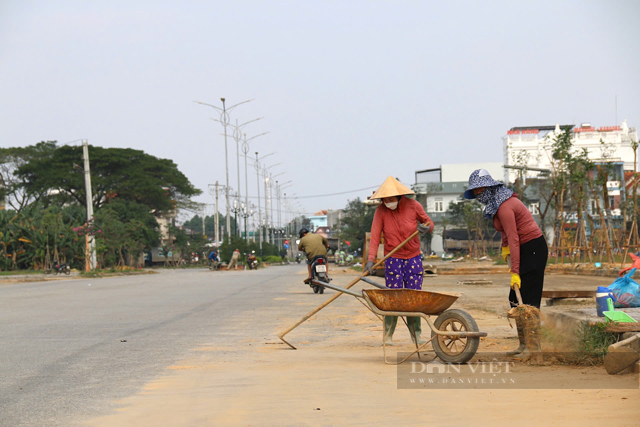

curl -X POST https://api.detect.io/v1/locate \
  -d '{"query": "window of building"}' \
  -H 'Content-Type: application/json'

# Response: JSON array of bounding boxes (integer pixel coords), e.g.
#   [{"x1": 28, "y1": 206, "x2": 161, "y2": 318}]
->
[
  {"x1": 609, "y1": 196, "x2": 615, "y2": 209},
  {"x1": 589, "y1": 199, "x2": 597, "y2": 215},
  {"x1": 434, "y1": 198, "x2": 444, "y2": 212},
  {"x1": 528, "y1": 203, "x2": 539, "y2": 215}
]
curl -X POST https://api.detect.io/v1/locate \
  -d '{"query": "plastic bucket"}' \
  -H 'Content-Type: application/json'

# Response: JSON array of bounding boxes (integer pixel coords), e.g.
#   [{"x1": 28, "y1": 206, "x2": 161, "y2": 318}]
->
[{"x1": 596, "y1": 287, "x2": 615, "y2": 317}]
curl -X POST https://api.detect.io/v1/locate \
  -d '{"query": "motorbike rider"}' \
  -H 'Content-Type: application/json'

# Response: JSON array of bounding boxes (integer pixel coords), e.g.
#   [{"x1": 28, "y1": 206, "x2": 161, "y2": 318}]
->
[
  {"x1": 298, "y1": 228, "x2": 329, "y2": 282},
  {"x1": 246, "y1": 250, "x2": 258, "y2": 269}
]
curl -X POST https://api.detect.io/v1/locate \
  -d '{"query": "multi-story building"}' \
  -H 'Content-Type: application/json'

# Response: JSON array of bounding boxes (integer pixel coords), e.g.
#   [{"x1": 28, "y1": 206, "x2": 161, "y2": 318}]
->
[
  {"x1": 504, "y1": 121, "x2": 638, "y2": 241},
  {"x1": 503, "y1": 120, "x2": 638, "y2": 184}
]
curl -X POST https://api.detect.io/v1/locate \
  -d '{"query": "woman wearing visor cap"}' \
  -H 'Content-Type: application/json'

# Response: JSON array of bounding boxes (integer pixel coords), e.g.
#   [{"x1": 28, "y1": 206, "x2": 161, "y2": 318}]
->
[
  {"x1": 365, "y1": 176, "x2": 434, "y2": 346},
  {"x1": 464, "y1": 169, "x2": 547, "y2": 356}
]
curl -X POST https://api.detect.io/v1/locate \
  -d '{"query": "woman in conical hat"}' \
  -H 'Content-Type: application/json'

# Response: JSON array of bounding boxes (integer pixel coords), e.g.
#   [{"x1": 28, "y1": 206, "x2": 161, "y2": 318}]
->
[
  {"x1": 365, "y1": 176, "x2": 434, "y2": 346},
  {"x1": 464, "y1": 168, "x2": 547, "y2": 357}
]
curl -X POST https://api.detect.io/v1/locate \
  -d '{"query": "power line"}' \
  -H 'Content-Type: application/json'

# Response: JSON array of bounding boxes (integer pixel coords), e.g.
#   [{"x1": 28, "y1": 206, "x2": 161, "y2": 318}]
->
[
  {"x1": 294, "y1": 185, "x2": 378, "y2": 199},
  {"x1": 229, "y1": 185, "x2": 378, "y2": 200}
]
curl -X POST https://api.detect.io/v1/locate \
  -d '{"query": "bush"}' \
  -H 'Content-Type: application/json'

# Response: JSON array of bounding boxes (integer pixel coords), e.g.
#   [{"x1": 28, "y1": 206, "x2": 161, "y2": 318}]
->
[{"x1": 218, "y1": 237, "x2": 282, "y2": 262}]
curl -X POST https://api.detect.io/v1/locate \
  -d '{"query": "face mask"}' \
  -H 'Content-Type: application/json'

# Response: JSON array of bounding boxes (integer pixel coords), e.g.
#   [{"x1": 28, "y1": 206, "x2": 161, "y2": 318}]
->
[
  {"x1": 384, "y1": 201, "x2": 398, "y2": 210},
  {"x1": 477, "y1": 189, "x2": 492, "y2": 204}
]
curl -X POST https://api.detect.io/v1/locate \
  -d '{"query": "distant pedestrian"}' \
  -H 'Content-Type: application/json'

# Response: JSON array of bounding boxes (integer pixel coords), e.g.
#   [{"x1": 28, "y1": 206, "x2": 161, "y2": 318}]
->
[{"x1": 227, "y1": 249, "x2": 240, "y2": 270}]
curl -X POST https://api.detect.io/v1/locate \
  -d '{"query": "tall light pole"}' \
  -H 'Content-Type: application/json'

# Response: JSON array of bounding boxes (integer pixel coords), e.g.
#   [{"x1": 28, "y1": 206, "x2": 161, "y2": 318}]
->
[
  {"x1": 269, "y1": 172, "x2": 286, "y2": 246},
  {"x1": 229, "y1": 117, "x2": 263, "y2": 237},
  {"x1": 231, "y1": 197, "x2": 242, "y2": 238},
  {"x1": 253, "y1": 152, "x2": 276, "y2": 255},
  {"x1": 240, "y1": 202, "x2": 253, "y2": 241},
  {"x1": 242, "y1": 131, "x2": 268, "y2": 243},
  {"x1": 278, "y1": 181, "x2": 292, "y2": 243},
  {"x1": 254, "y1": 152, "x2": 263, "y2": 258},
  {"x1": 195, "y1": 97, "x2": 253, "y2": 242},
  {"x1": 262, "y1": 163, "x2": 282, "y2": 245}
]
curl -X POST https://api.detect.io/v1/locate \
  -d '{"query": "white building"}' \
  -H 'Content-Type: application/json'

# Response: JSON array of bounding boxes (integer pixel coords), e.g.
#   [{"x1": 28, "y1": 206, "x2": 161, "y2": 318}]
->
[{"x1": 503, "y1": 120, "x2": 638, "y2": 183}]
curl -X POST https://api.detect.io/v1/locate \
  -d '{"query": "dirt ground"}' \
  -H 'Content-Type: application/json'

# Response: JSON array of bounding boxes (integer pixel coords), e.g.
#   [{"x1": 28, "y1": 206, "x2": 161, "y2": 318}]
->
[{"x1": 88, "y1": 269, "x2": 640, "y2": 426}]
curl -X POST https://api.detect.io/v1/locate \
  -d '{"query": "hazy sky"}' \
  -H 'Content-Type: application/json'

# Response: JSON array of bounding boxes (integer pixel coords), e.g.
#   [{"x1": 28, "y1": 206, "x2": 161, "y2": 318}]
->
[{"x1": 1, "y1": 0, "x2": 639, "y2": 225}]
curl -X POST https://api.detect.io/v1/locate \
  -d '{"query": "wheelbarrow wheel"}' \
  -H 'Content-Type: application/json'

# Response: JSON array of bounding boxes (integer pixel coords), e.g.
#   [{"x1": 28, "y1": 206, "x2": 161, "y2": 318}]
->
[{"x1": 431, "y1": 309, "x2": 480, "y2": 364}]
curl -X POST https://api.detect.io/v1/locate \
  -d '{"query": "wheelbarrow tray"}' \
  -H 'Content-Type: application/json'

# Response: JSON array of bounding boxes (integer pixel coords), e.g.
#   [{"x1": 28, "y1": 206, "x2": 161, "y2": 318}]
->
[{"x1": 363, "y1": 289, "x2": 462, "y2": 315}]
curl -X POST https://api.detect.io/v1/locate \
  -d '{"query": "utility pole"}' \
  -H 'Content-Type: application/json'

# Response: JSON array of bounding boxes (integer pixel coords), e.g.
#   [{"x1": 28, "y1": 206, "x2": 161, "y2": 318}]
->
[
  {"x1": 202, "y1": 205, "x2": 206, "y2": 236},
  {"x1": 255, "y1": 153, "x2": 263, "y2": 259},
  {"x1": 82, "y1": 140, "x2": 96, "y2": 270},
  {"x1": 264, "y1": 171, "x2": 270, "y2": 244},
  {"x1": 208, "y1": 182, "x2": 222, "y2": 246}
]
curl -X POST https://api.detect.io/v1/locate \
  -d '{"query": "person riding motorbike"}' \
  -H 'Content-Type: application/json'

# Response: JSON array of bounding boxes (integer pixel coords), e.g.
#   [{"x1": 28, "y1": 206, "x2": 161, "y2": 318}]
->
[
  {"x1": 298, "y1": 228, "x2": 329, "y2": 282},
  {"x1": 246, "y1": 251, "x2": 258, "y2": 269}
]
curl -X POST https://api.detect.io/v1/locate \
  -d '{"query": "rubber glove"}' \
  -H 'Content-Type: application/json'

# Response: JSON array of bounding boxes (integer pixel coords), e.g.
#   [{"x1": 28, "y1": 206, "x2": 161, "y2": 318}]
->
[
  {"x1": 365, "y1": 261, "x2": 374, "y2": 275},
  {"x1": 417, "y1": 222, "x2": 432, "y2": 234},
  {"x1": 501, "y1": 246, "x2": 510, "y2": 262},
  {"x1": 510, "y1": 273, "x2": 521, "y2": 289}
]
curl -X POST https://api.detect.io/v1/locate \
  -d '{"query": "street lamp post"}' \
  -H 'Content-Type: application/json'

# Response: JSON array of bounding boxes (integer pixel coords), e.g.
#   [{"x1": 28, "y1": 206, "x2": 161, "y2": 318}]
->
[
  {"x1": 195, "y1": 97, "x2": 253, "y2": 242},
  {"x1": 261, "y1": 163, "x2": 282, "y2": 245},
  {"x1": 241, "y1": 203, "x2": 253, "y2": 240},
  {"x1": 242, "y1": 132, "x2": 268, "y2": 243},
  {"x1": 231, "y1": 197, "x2": 242, "y2": 238},
  {"x1": 254, "y1": 152, "x2": 263, "y2": 259},
  {"x1": 230, "y1": 117, "x2": 263, "y2": 236},
  {"x1": 278, "y1": 181, "x2": 292, "y2": 249}
]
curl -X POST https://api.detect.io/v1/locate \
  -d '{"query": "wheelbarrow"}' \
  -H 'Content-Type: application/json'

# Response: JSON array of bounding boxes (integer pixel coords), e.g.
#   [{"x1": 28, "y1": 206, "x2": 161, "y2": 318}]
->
[{"x1": 310, "y1": 278, "x2": 487, "y2": 365}]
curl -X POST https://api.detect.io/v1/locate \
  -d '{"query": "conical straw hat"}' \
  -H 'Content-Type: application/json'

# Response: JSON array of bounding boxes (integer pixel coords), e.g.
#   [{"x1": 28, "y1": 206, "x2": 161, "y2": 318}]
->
[{"x1": 370, "y1": 176, "x2": 415, "y2": 199}]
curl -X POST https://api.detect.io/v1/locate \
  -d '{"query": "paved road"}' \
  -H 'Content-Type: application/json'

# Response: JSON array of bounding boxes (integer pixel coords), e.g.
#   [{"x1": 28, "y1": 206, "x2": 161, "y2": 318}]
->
[{"x1": 0, "y1": 266, "x2": 302, "y2": 426}]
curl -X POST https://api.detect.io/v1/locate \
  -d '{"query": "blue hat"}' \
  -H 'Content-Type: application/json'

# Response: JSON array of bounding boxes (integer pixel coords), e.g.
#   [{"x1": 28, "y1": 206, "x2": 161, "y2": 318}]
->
[{"x1": 463, "y1": 169, "x2": 503, "y2": 199}]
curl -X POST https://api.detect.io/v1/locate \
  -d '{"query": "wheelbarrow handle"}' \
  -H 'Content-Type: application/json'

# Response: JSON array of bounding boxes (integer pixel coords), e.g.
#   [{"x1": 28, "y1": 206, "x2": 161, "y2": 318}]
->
[
  {"x1": 359, "y1": 276, "x2": 387, "y2": 290},
  {"x1": 310, "y1": 279, "x2": 362, "y2": 297},
  {"x1": 278, "y1": 230, "x2": 420, "y2": 349}
]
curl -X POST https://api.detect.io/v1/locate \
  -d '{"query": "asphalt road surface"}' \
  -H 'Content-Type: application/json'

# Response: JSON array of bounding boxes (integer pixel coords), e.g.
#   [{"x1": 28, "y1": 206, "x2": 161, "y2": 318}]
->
[{"x1": 0, "y1": 265, "x2": 299, "y2": 426}]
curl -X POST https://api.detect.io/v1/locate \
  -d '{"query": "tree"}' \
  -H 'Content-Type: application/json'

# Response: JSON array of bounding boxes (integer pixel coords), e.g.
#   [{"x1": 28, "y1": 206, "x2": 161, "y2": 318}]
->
[
  {"x1": 338, "y1": 198, "x2": 376, "y2": 252},
  {"x1": 182, "y1": 213, "x2": 237, "y2": 240},
  {"x1": 448, "y1": 200, "x2": 492, "y2": 256},
  {"x1": 0, "y1": 141, "x2": 58, "y2": 211},
  {"x1": 15, "y1": 142, "x2": 201, "y2": 214}
]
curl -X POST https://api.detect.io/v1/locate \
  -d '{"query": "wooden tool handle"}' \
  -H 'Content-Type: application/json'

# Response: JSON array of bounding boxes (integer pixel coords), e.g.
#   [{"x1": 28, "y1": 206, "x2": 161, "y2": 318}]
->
[
  {"x1": 514, "y1": 285, "x2": 524, "y2": 305},
  {"x1": 608, "y1": 332, "x2": 640, "y2": 351}
]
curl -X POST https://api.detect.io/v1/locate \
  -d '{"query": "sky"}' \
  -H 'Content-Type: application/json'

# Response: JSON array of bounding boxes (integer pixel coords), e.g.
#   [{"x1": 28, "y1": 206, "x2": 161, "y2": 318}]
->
[{"x1": 1, "y1": 0, "x2": 639, "y2": 227}]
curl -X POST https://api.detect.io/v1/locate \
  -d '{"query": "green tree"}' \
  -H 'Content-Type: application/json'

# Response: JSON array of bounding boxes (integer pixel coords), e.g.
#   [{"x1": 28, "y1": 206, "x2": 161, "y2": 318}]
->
[
  {"x1": 0, "y1": 141, "x2": 58, "y2": 211},
  {"x1": 338, "y1": 198, "x2": 376, "y2": 252},
  {"x1": 182, "y1": 213, "x2": 236, "y2": 240},
  {"x1": 15, "y1": 142, "x2": 201, "y2": 213},
  {"x1": 448, "y1": 200, "x2": 492, "y2": 256}
]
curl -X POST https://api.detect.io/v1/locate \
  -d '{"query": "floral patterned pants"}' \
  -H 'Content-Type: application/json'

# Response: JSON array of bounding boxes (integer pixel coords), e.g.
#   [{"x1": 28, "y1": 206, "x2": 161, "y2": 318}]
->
[{"x1": 384, "y1": 255, "x2": 423, "y2": 289}]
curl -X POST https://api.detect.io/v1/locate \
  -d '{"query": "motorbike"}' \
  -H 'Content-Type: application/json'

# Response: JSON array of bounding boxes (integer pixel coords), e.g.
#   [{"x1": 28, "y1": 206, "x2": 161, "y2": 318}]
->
[
  {"x1": 296, "y1": 253, "x2": 302, "y2": 264},
  {"x1": 52, "y1": 260, "x2": 71, "y2": 275},
  {"x1": 308, "y1": 255, "x2": 330, "y2": 294},
  {"x1": 247, "y1": 252, "x2": 258, "y2": 270}
]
